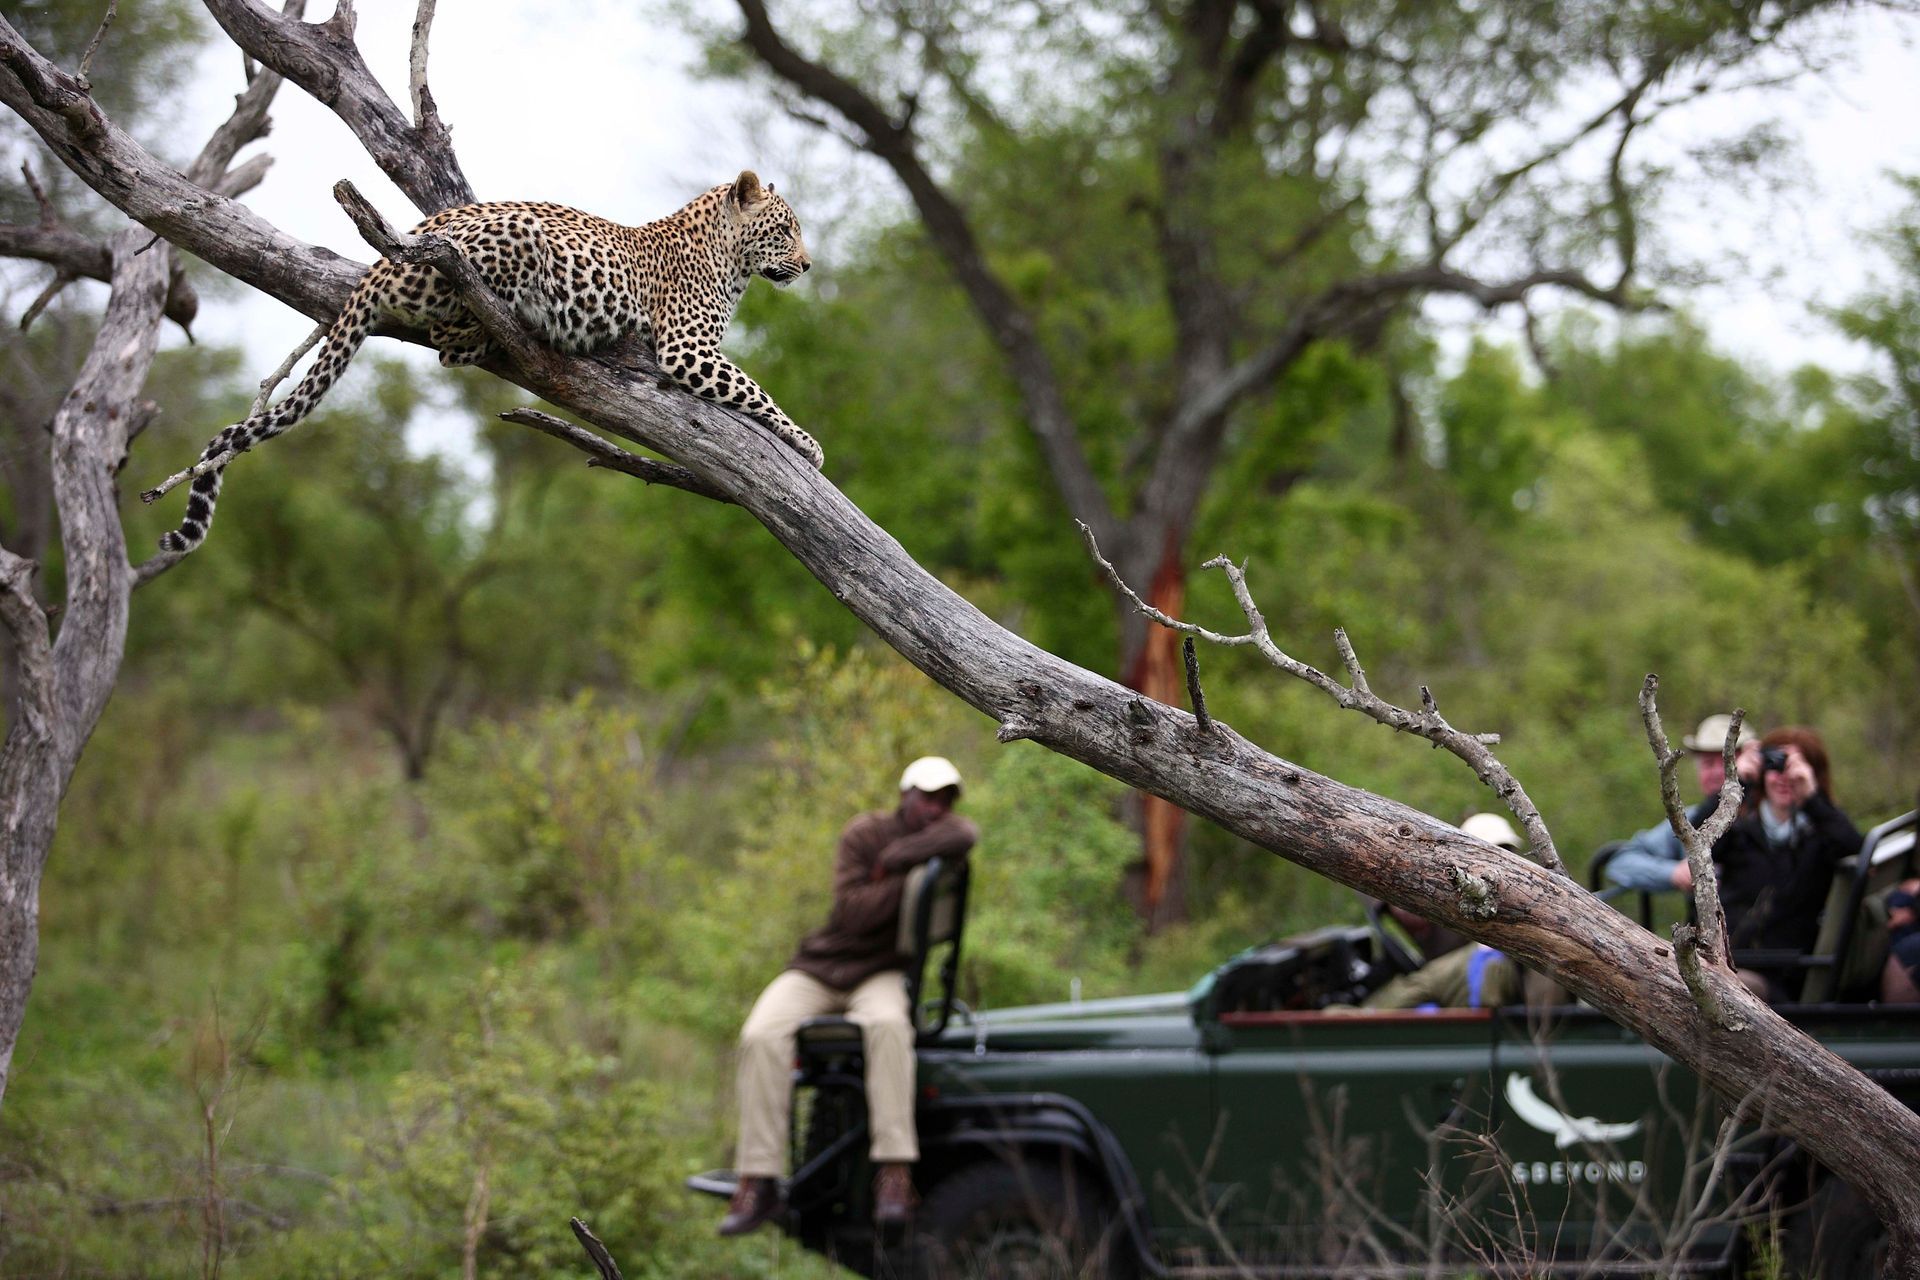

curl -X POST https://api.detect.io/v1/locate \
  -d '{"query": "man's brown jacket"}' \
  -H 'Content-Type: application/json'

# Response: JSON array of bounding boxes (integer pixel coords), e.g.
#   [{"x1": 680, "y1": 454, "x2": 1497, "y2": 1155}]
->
[{"x1": 788, "y1": 807, "x2": 978, "y2": 992}]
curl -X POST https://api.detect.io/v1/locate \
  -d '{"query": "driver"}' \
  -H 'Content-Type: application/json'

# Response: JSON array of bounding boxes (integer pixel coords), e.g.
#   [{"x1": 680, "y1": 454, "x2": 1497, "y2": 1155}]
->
[{"x1": 718, "y1": 757, "x2": 978, "y2": 1237}]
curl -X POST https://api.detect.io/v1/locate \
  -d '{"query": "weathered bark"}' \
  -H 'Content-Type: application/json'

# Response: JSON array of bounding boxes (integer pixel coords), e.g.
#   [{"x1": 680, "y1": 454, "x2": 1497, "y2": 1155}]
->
[
  {"x1": 0, "y1": 226, "x2": 165, "y2": 1103},
  {"x1": 0, "y1": 13, "x2": 285, "y2": 1109},
  {"x1": 4, "y1": 14, "x2": 1919, "y2": 1269}
]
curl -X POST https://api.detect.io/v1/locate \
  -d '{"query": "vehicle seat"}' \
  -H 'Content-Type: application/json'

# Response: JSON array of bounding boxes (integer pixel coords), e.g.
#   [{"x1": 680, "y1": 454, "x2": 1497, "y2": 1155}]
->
[
  {"x1": 795, "y1": 857, "x2": 971, "y2": 1052},
  {"x1": 1798, "y1": 813, "x2": 1916, "y2": 1002}
]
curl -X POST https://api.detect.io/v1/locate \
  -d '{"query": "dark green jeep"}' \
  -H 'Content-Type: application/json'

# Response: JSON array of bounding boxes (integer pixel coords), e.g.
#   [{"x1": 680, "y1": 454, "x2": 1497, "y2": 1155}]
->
[{"x1": 692, "y1": 810, "x2": 1919, "y2": 1278}]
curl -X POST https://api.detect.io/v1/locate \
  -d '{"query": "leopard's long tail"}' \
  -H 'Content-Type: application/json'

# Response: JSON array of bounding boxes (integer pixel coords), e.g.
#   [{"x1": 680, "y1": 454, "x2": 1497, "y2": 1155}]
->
[{"x1": 145, "y1": 274, "x2": 384, "y2": 554}]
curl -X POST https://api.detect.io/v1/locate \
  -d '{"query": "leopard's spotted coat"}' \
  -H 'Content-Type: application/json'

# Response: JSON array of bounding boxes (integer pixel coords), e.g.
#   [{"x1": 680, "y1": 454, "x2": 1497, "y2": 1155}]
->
[{"x1": 148, "y1": 170, "x2": 818, "y2": 553}]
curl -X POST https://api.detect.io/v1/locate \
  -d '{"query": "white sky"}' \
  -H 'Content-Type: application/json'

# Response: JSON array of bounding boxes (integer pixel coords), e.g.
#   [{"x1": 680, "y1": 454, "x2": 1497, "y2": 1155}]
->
[{"x1": 155, "y1": 1, "x2": 1920, "y2": 452}]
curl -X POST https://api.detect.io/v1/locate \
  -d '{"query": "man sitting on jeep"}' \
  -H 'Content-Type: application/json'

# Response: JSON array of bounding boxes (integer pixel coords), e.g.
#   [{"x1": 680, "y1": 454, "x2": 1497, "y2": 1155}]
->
[{"x1": 718, "y1": 756, "x2": 979, "y2": 1238}]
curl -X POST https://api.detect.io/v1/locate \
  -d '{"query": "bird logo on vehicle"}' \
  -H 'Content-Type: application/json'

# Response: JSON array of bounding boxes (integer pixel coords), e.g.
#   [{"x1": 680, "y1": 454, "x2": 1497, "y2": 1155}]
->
[{"x1": 1504, "y1": 1073, "x2": 1643, "y2": 1149}]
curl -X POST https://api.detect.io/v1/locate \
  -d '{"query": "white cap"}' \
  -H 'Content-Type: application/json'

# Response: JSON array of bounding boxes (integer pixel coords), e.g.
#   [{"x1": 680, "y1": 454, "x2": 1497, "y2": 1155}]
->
[
  {"x1": 899, "y1": 756, "x2": 963, "y2": 795},
  {"x1": 1460, "y1": 812, "x2": 1523, "y2": 851},
  {"x1": 1682, "y1": 713, "x2": 1754, "y2": 753}
]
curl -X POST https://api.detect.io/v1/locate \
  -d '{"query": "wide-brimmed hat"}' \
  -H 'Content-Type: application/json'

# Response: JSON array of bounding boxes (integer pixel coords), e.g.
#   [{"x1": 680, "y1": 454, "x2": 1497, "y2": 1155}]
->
[
  {"x1": 1459, "y1": 817, "x2": 1520, "y2": 855},
  {"x1": 1682, "y1": 714, "x2": 1755, "y2": 754},
  {"x1": 1460, "y1": 812, "x2": 1523, "y2": 851},
  {"x1": 899, "y1": 756, "x2": 963, "y2": 795}
]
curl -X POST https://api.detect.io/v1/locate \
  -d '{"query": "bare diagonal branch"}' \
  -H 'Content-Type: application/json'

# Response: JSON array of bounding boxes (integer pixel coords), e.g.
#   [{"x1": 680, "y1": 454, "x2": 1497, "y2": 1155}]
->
[
  {"x1": 199, "y1": 0, "x2": 473, "y2": 213},
  {"x1": 499, "y1": 409, "x2": 729, "y2": 504}
]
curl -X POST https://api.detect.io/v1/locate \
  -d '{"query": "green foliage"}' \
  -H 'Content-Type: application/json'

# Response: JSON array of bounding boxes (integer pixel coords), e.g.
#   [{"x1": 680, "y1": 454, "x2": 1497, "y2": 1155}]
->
[
  {"x1": 419, "y1": 693, "x2": 680, "y2": 943},
  {"x1": 257, "y1": 961, "x2": 683, "y2": 1279},
  {"x1": 957, "y1": 745, "x2": 1140, "y2": 1006}
]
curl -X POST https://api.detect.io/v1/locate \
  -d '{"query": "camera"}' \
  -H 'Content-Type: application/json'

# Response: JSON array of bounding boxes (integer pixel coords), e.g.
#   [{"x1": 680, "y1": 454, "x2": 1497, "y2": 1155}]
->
[{"x1": 1759, "y1": 746, "x2": 1790, "y2": 774}]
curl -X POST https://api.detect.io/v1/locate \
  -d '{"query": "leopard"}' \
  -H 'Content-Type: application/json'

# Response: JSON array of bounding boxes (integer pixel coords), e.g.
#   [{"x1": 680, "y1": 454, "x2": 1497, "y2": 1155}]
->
[{"x1": 144, "y1": 169, "x2": 821, "y2": 554}]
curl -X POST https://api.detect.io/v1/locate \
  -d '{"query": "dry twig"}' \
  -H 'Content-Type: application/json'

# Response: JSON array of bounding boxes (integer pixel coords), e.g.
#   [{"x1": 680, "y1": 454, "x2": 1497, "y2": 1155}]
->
[
  {"x1": 74, "y1": 0, "x2": 116, "y2": 90},
  {"x1": 408, "y1": 0, "x2": 440, "y2": 131},
  {"x1": 1637, "y1": 677, "x2": 1753, "y2": 1032},
  {"x1": 499, "y1": 409, "x2": 728, "y2": 503},
  {"x1": 570, "y1": 1218, "x2": 625, "y2": 1280},
  {"x1": 1080, "y1": 521, "x2": 1566, "y2": 876}
]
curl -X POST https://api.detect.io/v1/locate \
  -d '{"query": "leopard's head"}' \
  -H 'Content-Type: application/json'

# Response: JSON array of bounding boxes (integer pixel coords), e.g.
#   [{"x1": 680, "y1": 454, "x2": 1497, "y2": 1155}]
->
[{"x1": 729, "y1": 170, "x2": 811, "y2": 287}]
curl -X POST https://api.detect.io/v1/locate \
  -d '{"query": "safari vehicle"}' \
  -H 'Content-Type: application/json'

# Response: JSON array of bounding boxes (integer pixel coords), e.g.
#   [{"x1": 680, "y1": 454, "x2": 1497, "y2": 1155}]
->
[{"x1": 690, "y1": 812, "x2": 1920, "y2": 1278}]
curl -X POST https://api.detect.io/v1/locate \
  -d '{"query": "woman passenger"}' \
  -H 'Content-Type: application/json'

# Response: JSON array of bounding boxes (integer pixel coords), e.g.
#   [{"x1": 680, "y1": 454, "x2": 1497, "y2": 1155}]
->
[{"x1": 1712, "y1": 726, "x2": 1863, "y2": 1002}]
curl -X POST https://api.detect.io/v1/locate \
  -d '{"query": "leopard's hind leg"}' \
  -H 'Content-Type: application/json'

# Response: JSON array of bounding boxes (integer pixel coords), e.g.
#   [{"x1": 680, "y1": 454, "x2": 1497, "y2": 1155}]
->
[{"x1": 429, "y1": 316, "x2": 492, "y2": 367}]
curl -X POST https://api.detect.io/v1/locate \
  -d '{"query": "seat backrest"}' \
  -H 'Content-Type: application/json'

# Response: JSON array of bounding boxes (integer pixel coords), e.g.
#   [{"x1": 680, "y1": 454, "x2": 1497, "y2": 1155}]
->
[
  {"x1": 1585, "y1": 840, "x2": 1656, "y2": 928},
  {"x1": 898, "y1": 856, "x2": 970, "y2": 1038},
  {"x1": 1799, "y1": 811, "x2": 1917, "y2": 1003}
]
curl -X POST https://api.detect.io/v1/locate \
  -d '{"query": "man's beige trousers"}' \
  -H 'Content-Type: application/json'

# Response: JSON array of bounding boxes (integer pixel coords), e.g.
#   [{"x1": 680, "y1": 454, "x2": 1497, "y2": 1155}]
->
[{"x1": 735, "y1": 968, "x2": 917, "y2": 1177}]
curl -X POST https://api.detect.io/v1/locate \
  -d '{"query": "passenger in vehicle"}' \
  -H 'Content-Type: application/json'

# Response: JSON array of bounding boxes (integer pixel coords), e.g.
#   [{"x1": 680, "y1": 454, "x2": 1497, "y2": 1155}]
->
[
  {"x1": 1712, "y1": 727, "x2": 1863, "y2": 1002},
  {"x1": 1883, "y1": 880, "x2": 1920, "y2": 1004},
  {"x1": 1374, "y1": 900, "x2": 1468, "y2": 964},
  {"x1": 1363, "y1": 814, "x2": 1526, "y2": 1011},
  {"x1": 719, "y1": 756, "x2": 978, "y2": 1237},
  {"x1": 1364, "y1": 941, "x2": 1523, "y2": 1011},
  {"x1": 1605, "y1": 713, "x2": 1754, "y2": 895}
]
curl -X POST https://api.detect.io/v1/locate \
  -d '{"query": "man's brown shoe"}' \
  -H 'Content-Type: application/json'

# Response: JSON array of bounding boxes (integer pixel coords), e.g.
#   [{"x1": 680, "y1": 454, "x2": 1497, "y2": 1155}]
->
[
  {"x1": 873, "y1": 1161, "x2": 917, "y2": 1228},
  {"x1": 717, "y1": 1176, "x2": 783, "y2": 1236}
]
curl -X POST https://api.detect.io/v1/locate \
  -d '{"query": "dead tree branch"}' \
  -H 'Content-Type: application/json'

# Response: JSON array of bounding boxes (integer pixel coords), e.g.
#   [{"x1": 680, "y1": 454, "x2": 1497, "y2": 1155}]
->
[
  {"x1": 570, "y1": 1218, "x2": 624, "y2": 1280},
  {"x1": 1079, "y1": 520, "x2": 1565, "y2": 876},
  {"x1": 199, "y1": 0, "x2": 472, "y2": 214},
  {"x1": 1639, "y1": 678, "x2": 1751, "y2": 1031},
  {"x1": 0, "y1": 15, "x2": 366, "y2": 326},
  {"x1": 73, "y1": 1, "x2": 116, "y2": 91},
  {"x1": 407, "y1": 0, "x2": 445, "y2": 143},
  {"x1": 1181, "y1": 636, "x2": 1211, "y2": 734},
  {"x1": 0, "y1": 176, "x2": 198, "y2": 333},
  {"x1": 1639, "y1": 677, "x2": 1743, "y2": 962},
  {"x1": 498, "y1": 409, "x2": 729, "y2": 504}
]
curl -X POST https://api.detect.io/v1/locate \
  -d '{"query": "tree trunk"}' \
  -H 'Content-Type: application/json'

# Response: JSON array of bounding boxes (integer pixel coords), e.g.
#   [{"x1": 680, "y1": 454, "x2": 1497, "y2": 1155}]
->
[
  {"x1": 0, "y1": 228, "x2": 164, "y2": 1104},
  {"x1": 1121, "y1": 535, "x2": 1190, "y2": 928}
]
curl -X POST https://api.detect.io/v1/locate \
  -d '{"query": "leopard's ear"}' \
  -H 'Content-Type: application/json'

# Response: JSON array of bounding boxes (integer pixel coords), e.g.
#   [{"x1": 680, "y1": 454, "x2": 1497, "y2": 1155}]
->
[{"x1": 730, "y1": 170, "x2": 766, "y2": 208}]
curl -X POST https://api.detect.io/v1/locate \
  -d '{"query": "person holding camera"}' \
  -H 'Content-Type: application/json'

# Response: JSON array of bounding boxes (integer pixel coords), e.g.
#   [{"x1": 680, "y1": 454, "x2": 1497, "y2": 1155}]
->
[
  {"x1": 1605, "y1": 713, "x2": 1754, "y2": 894},
  {"x1": 1711, "y1": 726, "x2": 1862, "y2": 1001}
]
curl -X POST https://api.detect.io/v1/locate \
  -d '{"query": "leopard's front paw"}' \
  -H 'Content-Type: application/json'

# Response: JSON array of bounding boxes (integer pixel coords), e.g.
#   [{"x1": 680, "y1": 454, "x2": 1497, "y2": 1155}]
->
[{"x1": 780, "y1": 426, "x2": 825, "y2": 470}]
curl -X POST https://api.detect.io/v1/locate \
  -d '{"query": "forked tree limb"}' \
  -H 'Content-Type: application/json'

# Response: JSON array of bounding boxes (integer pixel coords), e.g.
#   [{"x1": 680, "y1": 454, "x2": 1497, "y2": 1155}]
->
[
  {"x1": 198, "y1": 0, "x2": 472, "y2": 214},
  {"x1": 1639, "y1": 679, "x2": 1744, "y2": 960}
]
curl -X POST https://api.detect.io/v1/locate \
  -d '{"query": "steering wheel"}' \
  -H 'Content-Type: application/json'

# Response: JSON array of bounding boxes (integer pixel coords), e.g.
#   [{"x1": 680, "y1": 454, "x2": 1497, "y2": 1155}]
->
[{"x1": 1363, "y1": 895, "x2": 1424, "y2": 977}]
